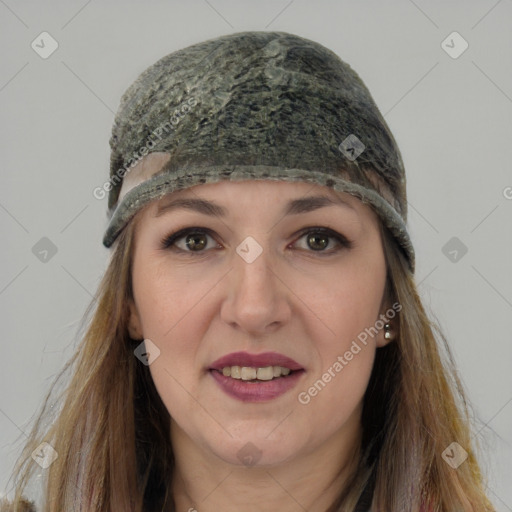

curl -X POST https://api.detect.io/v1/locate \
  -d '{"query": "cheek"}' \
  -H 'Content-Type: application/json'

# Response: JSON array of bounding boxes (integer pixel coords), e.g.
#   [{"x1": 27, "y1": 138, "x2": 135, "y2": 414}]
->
[
  {"x1": 131, "y1": 257, "x2": 222, "y2": 413},
  {"x1": 132, "y1": 253, "x2": 221, "y2": 340},
  {"x1": 296, "y1": 346, "x2": 376, "y2": 440},
  {"x1": 303, "y1": 257, "x2": 385, "y2": 349},
  {"x1": 297, "y1": 280, "x2": 379, "y2": 430},
  {"x1": 294, "y1": 258, "x2": 384, "y2": 426}
]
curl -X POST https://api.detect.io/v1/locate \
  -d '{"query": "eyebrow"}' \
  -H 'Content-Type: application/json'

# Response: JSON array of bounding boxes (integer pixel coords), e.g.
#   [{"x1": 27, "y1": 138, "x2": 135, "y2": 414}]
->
[{"x1": 155, "y1": 194, "x2": 357, "y2": 219}]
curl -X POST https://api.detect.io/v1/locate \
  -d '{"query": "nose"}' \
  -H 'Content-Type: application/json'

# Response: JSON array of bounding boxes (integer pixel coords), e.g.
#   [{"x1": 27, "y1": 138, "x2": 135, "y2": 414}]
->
[{"x1": 220, "y1": 237, "x2": 292, "y2": 337}]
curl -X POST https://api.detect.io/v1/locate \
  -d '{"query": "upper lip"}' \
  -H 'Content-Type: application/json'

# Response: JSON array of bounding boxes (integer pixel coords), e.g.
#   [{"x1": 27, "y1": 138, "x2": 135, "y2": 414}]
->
[{"x1": 209, "y1": 351, "x2": 304, "y2": 371}]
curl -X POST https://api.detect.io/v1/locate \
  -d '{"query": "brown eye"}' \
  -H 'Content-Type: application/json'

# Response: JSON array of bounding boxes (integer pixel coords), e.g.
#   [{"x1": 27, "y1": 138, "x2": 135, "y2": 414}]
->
[
  {"x1": 294, "y1": 228, "x2": 353, "y2": 254},
  {"x1": 160, "y1": 226, "x2": 353, "y2": 255},
  {"x1": 160, "y1": 228, "x2": 217, "y2": 252},
  {"x1": 306, "y1": 232, "x2": 330, "y2": 251},
  {"x1": 183, "y1": 232, "x2": 208, "y2": 251}
]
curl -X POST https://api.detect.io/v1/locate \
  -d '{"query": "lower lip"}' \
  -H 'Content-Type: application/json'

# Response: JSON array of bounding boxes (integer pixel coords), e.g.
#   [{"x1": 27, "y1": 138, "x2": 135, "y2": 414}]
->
[{"x1": 209, "y1": 369, "x2": 305, "y2": 402}]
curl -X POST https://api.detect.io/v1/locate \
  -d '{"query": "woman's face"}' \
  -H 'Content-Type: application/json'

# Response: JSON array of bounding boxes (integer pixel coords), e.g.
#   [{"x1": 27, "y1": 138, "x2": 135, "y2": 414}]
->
[{"x1": 128, "y1": 180, "x2": 391, "y2": 468}]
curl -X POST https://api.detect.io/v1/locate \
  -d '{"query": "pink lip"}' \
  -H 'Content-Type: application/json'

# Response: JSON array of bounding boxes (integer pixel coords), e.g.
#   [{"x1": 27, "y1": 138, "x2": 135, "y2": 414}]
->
[
  {"x1": 209, "y1": 351, "x2": 303, "y2": 371},
  {"x1": 208, "y1": 351, "x2": 305, "y2": 403},
  {"x1": 209, "y1": 368, "x2": 305, "y2": 402}
]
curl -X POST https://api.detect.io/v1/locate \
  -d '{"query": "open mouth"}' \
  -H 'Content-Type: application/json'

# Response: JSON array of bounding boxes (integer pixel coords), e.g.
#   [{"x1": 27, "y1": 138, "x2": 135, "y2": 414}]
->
[
  {"x1": 208, "y1": 351, "x2": 305, "y2": 401},
  {"x1": 212, "y1": 366, "x2": 303, "y2": 382}
]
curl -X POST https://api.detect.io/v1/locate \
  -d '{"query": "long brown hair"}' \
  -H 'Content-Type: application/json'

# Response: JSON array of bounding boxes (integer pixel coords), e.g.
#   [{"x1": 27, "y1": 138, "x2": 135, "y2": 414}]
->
[{"x1": 1, "y1": 197, "x2": 495, "y2": 511}]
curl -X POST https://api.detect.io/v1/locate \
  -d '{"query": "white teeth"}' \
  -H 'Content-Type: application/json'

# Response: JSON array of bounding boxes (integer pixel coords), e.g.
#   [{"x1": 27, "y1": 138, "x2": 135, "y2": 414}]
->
[
  {"x1": 219, "y1": 365, "x2": 294, "y2": 381},
  {"x1": 256, "y1": 367, "x2": 274, "y2": 381},
  {"x1": 241, "y1": 367, "x2": 257, "y2": 380}
]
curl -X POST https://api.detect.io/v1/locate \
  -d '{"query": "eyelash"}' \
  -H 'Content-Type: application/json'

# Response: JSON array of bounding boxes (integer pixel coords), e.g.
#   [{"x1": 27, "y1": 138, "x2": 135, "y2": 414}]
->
[{"x1": 159, "y1": 226, "x2": 353, "y2": 256}]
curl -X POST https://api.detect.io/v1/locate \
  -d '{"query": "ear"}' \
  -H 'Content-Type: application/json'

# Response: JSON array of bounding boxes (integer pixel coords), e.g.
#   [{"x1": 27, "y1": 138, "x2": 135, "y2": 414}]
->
[{"x1": 128, "y1": 299, "x2": 143, "y2": 340}]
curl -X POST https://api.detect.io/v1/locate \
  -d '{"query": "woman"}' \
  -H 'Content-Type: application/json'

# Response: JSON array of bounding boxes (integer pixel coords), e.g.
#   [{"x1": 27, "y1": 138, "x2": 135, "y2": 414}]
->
[{"x1": 1, "y1": 31, "x2": 494, "y2": 511}]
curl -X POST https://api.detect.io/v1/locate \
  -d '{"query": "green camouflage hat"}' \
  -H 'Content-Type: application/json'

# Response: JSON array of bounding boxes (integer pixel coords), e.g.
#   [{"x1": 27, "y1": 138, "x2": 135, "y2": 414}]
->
[{"x1": 102, "y1": 30, "x2": 415, "y2": 273}]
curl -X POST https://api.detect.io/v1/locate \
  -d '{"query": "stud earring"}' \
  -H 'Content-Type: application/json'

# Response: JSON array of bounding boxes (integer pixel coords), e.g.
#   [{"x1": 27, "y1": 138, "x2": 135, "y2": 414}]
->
[{"x1": 384, "y1": 323, "x2": 393, "y2": 340}]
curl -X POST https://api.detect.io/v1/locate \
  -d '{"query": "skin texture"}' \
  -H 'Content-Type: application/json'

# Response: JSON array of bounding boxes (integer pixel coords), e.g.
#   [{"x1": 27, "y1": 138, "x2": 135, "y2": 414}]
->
[{"x1": 128, "y1": 180, "x2": 393, "y2": 511}]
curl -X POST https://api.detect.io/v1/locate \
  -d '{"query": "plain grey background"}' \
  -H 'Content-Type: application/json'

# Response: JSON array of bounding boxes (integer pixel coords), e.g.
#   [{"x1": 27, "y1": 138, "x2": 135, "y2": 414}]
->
[{"x1": 1, "y1": 0, "x2": 511, "y2": 509}]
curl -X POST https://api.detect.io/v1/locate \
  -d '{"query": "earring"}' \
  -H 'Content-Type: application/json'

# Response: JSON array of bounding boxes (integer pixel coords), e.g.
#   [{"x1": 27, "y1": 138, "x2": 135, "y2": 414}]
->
[{"x1": 384, "y1": 323, "x2": 393, "y2": 340}]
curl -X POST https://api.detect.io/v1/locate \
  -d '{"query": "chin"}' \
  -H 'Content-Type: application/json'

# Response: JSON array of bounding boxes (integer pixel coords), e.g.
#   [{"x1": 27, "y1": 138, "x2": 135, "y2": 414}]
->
[{"x1": 206, "y1": 432, "x2": 304, "y2": 468}]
